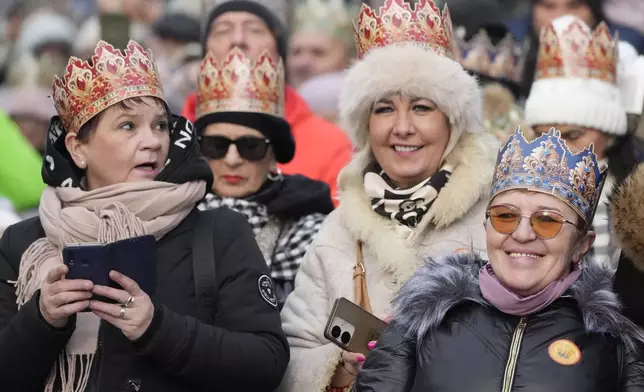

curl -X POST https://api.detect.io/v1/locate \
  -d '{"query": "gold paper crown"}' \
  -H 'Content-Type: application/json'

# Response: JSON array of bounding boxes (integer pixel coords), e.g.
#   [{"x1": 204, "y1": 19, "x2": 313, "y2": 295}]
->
[
  {"x1": 455, "y1": 30, "x2": 527, "y2": 84},
  {"x1": 196, "y1": 48, "x2": 285, "y2": 120},
  {"x1": 535, "y1": 17, "x2": 619, "y2": 84},
  {"x1": 294, "y1": 0, "x2": 361, "y2": 48},
  {"x1": 354, "y1": 0, "x2": 456, "y2": 59},
  {"x1": 52, "y1": 40, "x2": 165, "y2": 134}
]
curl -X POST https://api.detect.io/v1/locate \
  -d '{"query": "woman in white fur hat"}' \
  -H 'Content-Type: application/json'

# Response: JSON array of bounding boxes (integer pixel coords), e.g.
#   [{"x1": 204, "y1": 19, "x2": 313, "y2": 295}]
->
[
  {"x1": 525, "y1": 14, "x2": 644, "y2": 270},
  {"x1": 278, "y1": 1, "x2": 499, "y2": 391}
]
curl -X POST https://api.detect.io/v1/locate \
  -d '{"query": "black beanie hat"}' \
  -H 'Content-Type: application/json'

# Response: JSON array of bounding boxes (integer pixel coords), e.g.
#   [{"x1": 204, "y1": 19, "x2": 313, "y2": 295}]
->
[
  {"x1": 154, "y1": 13, "x2": 201, "y2": 43},
  {"x1": 201, "y1": 1, "x2": 288, "y2": 64}
]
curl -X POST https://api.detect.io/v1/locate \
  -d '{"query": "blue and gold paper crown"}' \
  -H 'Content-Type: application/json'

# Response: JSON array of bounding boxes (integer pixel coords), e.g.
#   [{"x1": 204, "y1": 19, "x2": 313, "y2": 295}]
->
[{"x1": 491, "y1": 127, "x2": 607, "y2": 224}]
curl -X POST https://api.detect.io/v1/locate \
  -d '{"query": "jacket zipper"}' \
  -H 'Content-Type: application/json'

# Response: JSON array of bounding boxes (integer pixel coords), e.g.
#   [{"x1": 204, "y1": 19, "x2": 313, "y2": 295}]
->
[
  {"x1": 501, "y1": 317, "x2": 527, "y2": 392},
  {"x1": 89, "y1": 321, "x2": 105, "y2": 392}
]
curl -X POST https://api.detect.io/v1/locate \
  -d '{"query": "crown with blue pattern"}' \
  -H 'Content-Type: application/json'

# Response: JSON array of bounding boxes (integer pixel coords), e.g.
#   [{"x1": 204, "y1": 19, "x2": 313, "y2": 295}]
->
[{"x1": 490, "y1": 127, "x2": 607, "y2": 224}]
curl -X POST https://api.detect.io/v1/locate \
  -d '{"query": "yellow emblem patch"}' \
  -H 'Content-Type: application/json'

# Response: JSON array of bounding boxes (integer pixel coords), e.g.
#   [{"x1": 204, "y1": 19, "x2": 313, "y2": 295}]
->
[{"x1": 548, "y1": 339, "x2": 581, "y2": 366}]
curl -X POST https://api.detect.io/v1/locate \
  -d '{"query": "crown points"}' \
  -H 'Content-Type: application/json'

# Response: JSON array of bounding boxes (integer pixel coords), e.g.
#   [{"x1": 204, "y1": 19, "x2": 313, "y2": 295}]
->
[
  {"x1": 536, "y1": 16, "x2": 618, "y2": 83},
  {"x1": 51, "y1": 39, "x2": 164, "y2": 134},
  {"x1": 196, "y1": 48, "x2": 285, "y2": 120},
  {"x1": 354, "y1": 0, "x2": 455, "y2": 59},
  {"x1": 491, "y1": 127, "x2": 607, "y2": 224}
]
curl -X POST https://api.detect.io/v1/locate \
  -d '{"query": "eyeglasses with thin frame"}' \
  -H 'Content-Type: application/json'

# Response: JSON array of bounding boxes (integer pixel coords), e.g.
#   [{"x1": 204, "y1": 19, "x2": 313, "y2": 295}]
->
[
  {"x1": 198, "y1": 135, "x2": 271, "y2": 162},
  {"x1": 486, "y1": 204, "x2": 579, "y2": 239}
]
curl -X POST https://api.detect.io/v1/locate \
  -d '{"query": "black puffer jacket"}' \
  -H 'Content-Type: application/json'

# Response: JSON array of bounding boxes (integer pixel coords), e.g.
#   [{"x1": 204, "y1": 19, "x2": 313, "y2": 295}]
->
[
  {"x1": 0, "y1": 209, "x2": 289, "y2": 392},
  {"x1": 354, "y1": 255, "x2": 644, "y2": 392}
]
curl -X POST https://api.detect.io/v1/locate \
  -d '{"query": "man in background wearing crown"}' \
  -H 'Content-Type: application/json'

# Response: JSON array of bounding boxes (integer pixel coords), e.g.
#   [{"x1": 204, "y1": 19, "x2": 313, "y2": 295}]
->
[
  {"x1": 182, "y1": 0, "x2": 352, "y2": 206},
  {"x1": 287, "y1": 0, "x2": 360, "y2": 89},
  {"x1": 525, "y1": 15, "x2": 644, "y2": 270}
]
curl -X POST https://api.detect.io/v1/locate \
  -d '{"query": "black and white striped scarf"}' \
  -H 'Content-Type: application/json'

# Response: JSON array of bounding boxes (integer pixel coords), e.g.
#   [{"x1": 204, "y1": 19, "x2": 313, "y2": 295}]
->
[{"x1": 364, "y1": 164, "x2": 452, "y2": 228}]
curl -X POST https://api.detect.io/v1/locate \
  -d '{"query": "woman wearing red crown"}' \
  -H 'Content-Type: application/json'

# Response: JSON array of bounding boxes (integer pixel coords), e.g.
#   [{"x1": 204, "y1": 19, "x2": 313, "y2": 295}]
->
[
  {"x1": 0, "y1": 40, "x2": 288, "y2": 392},
  {"x1": 278, "y1": 0, "x2": 499, "y2": 391},
  {"x1": 353, "y1": 128, "x2": 644, "y2": 391},
  {"x1": 194, "y1": 48, "x2": 334, "y2": 309}
]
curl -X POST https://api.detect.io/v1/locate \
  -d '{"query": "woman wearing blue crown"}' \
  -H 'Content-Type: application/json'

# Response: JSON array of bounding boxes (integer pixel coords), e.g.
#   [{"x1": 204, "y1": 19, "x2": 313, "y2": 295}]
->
[
  {"x1": 353, "y1": 127, "x2": 644, "y2": 391},
  {"x1": 0, "y1": 40, "x2": 288, "y2": 391}
]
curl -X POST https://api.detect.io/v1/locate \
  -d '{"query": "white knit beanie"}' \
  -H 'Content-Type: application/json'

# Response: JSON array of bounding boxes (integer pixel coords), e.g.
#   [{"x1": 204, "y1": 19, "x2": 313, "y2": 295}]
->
[{"x1": 525, "y1": 15, "x2": 627, "y2": 136}]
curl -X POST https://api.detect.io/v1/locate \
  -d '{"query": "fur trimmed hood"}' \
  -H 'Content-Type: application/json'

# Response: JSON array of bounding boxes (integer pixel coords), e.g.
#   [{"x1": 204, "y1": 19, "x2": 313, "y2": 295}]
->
[
  {"x1": 335, "y1": 130, "x2": 496, "y2": 284},
  {"x1": 611, "y1": 163, "x2": 644, "y2": 269},
  {"x1": 393, "y1": 254, "x2": 644, "y2": 352},
  {"x1": 339, "y1": 44, "x2": 485, "y2": 156}
]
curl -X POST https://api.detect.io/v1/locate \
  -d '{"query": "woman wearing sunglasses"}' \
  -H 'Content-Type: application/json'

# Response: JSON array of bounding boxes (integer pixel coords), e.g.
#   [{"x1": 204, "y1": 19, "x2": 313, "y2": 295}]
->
[
  {"x1": 195, "y1": 48, "x2": 334, "y2": 309},
  {"x1": 353, "y1": 127, "x2": 644, "y2": 392}
]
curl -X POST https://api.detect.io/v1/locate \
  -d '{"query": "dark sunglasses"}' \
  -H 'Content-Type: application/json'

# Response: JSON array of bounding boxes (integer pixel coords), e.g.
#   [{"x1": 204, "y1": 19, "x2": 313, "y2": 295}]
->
[
  {"x1": 199, "y1": 135, "x2": 271, "y2": 162},
  {"x1": 486, "y1": 204, "x2": 579, "y2": 240}
]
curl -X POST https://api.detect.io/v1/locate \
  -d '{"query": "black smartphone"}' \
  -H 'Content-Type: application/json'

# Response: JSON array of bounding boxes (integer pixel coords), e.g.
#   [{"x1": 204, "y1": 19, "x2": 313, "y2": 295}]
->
[
  {"x1": 63, "y1": 243, "x2": 111, "y2": 286},
  {"x1": 324, "y1": 297, "x2": 388, "y2": 356},
  {"x1": 62, "y1": 235, "x2": 157, "y2": 295}
]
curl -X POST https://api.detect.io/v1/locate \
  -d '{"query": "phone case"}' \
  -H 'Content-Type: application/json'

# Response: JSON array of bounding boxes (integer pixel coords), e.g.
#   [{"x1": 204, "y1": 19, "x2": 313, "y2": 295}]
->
[
  {"x1": 324, "y1": 297, "x2": 388, "y2": 356},
  {"x1": 62, "y1": 235, "x2": 157, "y2": 294}
]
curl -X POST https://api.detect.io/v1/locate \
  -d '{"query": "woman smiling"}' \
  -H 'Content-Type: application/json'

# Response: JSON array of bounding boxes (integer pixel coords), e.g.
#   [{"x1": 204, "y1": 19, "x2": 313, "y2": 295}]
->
[
  {"x1": 354, "y1": 128, "x2": 644, "y2": 391},
  {"x1": 278, "y1": 1, "x2": 499, "y2": 391}
]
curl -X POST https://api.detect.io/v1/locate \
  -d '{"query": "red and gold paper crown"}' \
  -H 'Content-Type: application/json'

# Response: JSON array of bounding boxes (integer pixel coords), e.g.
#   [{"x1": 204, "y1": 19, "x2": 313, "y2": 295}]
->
[
  {"x1": 196, "y1": 48, "x2": 285, "y2": 120},
  {"x1": 52, "y1": 40, "x2": 164, "y2": 134},
  {"x1": 535, "y1": 17, "x2": 618, "y2": 84},
  {"x1": 354, "y1": 0, "x2": 455, "y2": 59},
  {"x1": 456, "y1": 30, "x2": 527, "y2": 84}
]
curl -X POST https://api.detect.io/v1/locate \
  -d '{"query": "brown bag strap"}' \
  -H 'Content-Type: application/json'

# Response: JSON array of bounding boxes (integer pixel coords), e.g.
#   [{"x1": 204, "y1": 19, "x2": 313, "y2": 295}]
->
[{"x1": 353, "y1": 241, "x2": 373, "y2": 313}]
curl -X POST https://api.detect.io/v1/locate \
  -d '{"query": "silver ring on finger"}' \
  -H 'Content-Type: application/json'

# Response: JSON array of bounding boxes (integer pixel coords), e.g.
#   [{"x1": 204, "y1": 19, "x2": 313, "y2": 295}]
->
[
  {"x1": 119, "y1": 304, "x2": 126, "y2": 319},
  {"x1": 124, "y1": 295, "x2": 135, "y2": 308}
]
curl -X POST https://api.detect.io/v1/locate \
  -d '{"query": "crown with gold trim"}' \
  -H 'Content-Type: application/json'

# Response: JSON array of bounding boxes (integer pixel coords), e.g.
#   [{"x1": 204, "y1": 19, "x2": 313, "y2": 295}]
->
[
  {"x1": 196, "y1": 48, "x2": 285, "y2": 120},
  {"x1": 294, "y1": 0, "x2": 361, "y2": 49},
  {"x1": 354, "y1": 0, "x2": 455, "y2": 59},
  {"x1": 535, "y1": 16, "x2": 619, "y2": 84},
  {"x1": 455, "y1": 29, "x2": 527, "y2": 84},
  {"x1": 491, "y1": 127, "x2": 608, "y2": 224},
  {"x1": 52, "y1": 40, "x2": 164, "y2": 135}
]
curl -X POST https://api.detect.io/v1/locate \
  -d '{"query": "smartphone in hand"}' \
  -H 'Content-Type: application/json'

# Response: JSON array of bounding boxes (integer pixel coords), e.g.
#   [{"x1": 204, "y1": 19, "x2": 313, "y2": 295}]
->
[
  {"x1": 62, "y1": 235, "x2": 157, "y2": 303},
  {"x1": 324, "y1": 297, "x2": 388, "y2": 356}
]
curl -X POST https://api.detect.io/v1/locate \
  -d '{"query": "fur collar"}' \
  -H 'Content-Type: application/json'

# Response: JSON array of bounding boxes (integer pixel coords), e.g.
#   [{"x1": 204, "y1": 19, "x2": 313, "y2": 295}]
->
[
  {"x1": 394, "y1": 253, "x2": 644, "y2": 352},
  {"x1": 335, "y1": 132, "x2": 497, "y2": 283},
  {"x1": 611, "y1": 163, "x2": 644, "y2": 269}
]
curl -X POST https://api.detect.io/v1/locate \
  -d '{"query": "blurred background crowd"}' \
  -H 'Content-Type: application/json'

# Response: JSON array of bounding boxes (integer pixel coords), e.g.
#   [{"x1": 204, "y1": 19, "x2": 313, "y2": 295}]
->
[{"x1": 0, "y1": 0, "x2": 644, "y2": 230}]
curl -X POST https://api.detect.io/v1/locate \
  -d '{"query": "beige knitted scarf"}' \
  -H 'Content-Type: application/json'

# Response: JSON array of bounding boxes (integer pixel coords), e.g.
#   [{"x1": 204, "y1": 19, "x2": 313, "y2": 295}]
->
[{"x1": 15, "y1": 180, "x2": 206, "y2": 391}]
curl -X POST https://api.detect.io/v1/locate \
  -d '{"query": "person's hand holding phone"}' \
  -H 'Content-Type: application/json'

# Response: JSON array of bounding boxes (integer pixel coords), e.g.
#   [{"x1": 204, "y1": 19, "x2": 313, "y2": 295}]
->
[
  {"x1": 39, "y1": 265, "x2": 94, "y2": 328},
  {"x1": 89, "y1": 270, "x2": 154, "y2": 341},
  {"x1": 329, "y1": 313, "x2": 391, "y2": 388}
]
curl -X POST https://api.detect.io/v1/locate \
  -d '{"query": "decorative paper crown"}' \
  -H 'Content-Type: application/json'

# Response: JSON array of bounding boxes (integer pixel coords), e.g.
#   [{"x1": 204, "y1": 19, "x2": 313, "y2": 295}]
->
[
  {"x1": 294, "y1": 0, "x2": 361, "y2": 48},
  {"x1": 535, "y1": 17, "x2": 619, "y2": 84},
  {"x1": 354, "y1": 0, "x2": 455, "y2": 59},
  {"x1": 455, "y1": 29, "x2": 527, "y2": 84},
  {"x1": 196, "y1": 48, "x2": 285, "y2": 120},
  {"x1": 491, "y1": 127, "x2": 607, "y2": 224},
  {"x1": 52, "y1": 40, "x2": 164, "y2": 134}
]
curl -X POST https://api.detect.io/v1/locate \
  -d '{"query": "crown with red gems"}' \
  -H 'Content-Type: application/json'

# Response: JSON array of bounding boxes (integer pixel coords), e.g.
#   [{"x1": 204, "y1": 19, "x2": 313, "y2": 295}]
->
[
  {"x1": 535, "y1": 16, "x2": 619, "y2": 84},
  {"x1": 51, "y1": 40, "x2": 165, "y2": 134},
  {"x1": 455, "y1": 29, "x2": 527, "y2": 84},
  {"x1": 354, "y1": 0, "x2": 456, "y2": 59},
  {"x1": 196, "y1": 48, "x2": 285, "y2": 120}
]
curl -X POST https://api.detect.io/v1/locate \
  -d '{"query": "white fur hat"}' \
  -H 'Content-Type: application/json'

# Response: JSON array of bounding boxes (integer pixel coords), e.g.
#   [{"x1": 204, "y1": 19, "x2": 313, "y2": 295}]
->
[
  {"x1": 339, "y1": 44, "x2": 484, "y2": 160},
  {"x1": 525, "y1": 15, "x2": 627, "y2": 136}
]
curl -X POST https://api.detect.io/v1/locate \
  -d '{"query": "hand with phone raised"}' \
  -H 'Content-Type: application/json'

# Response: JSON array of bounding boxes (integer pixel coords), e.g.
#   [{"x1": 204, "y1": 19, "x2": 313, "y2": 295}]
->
[{"x1": 39, "y1": 265, "x2": 94, "y2": 329}]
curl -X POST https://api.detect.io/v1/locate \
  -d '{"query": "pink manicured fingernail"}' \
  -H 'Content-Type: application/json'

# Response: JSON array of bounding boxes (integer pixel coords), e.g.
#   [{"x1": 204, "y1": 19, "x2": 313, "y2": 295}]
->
[
  {"x1": 368, "y1": 341, "x2": 376, "y2": 350},
  {"x1": 358, "y1": 355, "x2": 366, "y2": 363}
]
